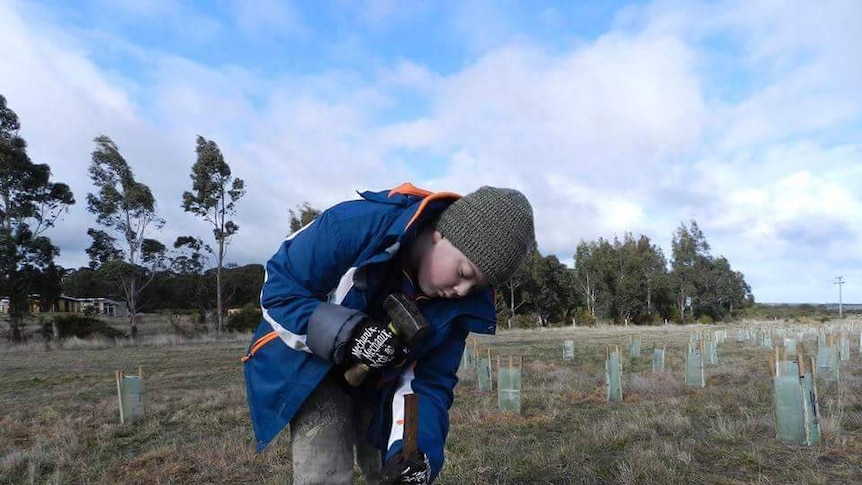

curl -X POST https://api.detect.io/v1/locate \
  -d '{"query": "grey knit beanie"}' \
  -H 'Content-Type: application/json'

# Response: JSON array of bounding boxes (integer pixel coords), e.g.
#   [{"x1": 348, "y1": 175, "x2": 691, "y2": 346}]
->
[{"x1": 436, "y1": 186, "x2": 535, "y2": 287}]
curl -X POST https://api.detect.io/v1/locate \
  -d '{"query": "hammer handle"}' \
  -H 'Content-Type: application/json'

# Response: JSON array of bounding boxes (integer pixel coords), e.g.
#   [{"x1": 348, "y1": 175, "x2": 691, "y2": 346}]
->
[
  {"x1": 403, "y1": 393, "x2": 419, "y2": 460},
  {"x1": 344, "y1": 362, "x2": 370, "y2": 387}
]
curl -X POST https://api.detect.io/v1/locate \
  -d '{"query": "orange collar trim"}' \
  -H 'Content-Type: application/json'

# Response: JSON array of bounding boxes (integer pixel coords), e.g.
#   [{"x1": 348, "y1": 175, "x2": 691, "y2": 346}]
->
[
  {"x1": 388, "y1": 182, "x2": 433, "y2": 198},
  {"x1": 405, "y1": 191, "x2": 461, "y2": 230},
  {"x1": 389, "y1": 182, "x2": 462, "y2": 231}
]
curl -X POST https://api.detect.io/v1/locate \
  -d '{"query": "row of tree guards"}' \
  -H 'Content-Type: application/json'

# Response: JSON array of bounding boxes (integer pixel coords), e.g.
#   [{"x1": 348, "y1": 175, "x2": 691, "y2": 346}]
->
[
  {"x1": 462, "y1": 345, "x2": 523, "y2": 413},
  {"x1": 461, "y1": 322, "x2": 859, "y2": 447}
]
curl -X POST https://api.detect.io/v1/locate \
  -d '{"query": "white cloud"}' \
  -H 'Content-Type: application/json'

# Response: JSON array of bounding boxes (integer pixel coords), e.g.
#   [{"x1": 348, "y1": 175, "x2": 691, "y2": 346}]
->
[
  {"x1": 229, "y1": 0, "x2": 307, "y2": 39},
  {"x1": 1, "y1": 0, "x2": 860, "y2": 304}
]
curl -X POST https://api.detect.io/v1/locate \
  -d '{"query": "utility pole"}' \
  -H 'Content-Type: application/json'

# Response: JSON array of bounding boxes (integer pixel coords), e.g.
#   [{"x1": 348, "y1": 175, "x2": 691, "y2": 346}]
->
[{"x1": 834, "y1": 276, "x2": 845, "y2": 318}]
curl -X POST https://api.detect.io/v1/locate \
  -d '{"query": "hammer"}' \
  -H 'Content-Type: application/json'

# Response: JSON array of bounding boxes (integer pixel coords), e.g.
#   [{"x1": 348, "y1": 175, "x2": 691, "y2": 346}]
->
[{"x1": 344, "y1": 293, "x2": 429, "y2": 387}]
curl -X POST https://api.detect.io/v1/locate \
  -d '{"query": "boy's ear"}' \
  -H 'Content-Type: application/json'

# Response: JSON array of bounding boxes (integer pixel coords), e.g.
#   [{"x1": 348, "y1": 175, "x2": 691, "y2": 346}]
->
[{"x1": 432, "y1": 230, "x2": 443, "y2": 244}]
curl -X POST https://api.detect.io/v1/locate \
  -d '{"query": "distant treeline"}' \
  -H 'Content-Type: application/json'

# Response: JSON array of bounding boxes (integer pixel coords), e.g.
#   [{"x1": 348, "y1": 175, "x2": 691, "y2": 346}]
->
[
  {"x1": 62, "y1": 264, "x2": 264, "y2": 315},
  {"x1": 740, "y1": 303, "x2": 857, "y2": 321},
  {"x1": 497, "y1": 220, "x2": 754, "y2": 328}
]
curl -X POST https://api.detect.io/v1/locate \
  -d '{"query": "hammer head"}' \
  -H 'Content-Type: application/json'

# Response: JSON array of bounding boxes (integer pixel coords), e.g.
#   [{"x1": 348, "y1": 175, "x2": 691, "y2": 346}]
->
[{"x1": 383, "y1": 293, "x2": 429, "y2": 344}]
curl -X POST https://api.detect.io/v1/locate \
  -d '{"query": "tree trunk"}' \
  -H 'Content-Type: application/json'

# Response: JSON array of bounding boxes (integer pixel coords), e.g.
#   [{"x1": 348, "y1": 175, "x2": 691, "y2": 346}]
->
[
  {"x1": 646, "y1": 284, "x2": 652, "y2": 316},
  {"x1": 9, "y1": 314, "x2": 23, "y2": 342},
  {"x1": 217, "y1": 237, "x2": 224, "y2": 332},
  {"x1": 507, "y1": 282, "x2": 515, "y2": 330},
  {"x1": 129, "y1": 278, "x2": 138, "y2": 338}
]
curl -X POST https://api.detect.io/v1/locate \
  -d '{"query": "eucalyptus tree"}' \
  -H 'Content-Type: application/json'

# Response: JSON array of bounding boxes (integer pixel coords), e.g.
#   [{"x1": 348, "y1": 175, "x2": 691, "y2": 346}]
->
[
  {"x1": 0, "y1": 95, "x2": 74, "y2": 341},
  {"x1": 181, "y1": 136, "x2": 245, "y2": 331},
  {"x1": 522, "y1": 251, "x2": 570, "y2": 326},
  {"x1": 288, "y1": 202, "x2": 321, "y2": 235},
  {"x1": 637, "y1": 235, "x2": 668, "y2": 320},
  {"x1": 612, "y1": 234, "x2": 646, "y2": 325},
  {"x1": 573, "y1": 240, "x2": 601, "y2": 318},
  {"x1": 86, "y1": 135, "x2": 165, "y2": 337},
  {"x1": 670, "y1": 220, "x2": 711, "y2": 322},
  {"x1": 498, "y1": 258, "x2": 532, "y2": 329},
  {"x1": 700, "y1": 256, "x2": 752, "y2": 319}
]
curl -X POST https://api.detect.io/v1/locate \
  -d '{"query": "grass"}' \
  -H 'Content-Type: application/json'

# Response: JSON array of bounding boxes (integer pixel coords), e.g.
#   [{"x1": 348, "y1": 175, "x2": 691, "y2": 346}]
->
[{"x1": 1, "y1": 320, "x2": 861, "y2": 484}]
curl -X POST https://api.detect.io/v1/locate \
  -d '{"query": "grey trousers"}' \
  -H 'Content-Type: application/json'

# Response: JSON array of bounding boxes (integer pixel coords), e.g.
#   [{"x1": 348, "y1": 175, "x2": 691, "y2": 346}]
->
[{"x1": 290, "y1": 373, "x2": 383, "y2": 485}]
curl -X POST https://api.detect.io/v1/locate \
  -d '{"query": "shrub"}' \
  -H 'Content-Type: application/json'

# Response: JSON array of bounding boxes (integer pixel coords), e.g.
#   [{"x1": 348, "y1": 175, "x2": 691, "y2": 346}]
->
[
  {"x1": 573, "y1": 307, "x2": 596, "y2": 327},
  {"x1": 44, "y1": 314, "x2": 125, "y2": 340},
  {"x1": 226, "y1": 303, "x2": 262, "y2": 332}
]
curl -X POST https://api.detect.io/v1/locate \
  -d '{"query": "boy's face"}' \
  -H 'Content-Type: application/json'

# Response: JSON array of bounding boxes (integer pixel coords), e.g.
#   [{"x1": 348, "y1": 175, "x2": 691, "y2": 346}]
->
[{"x1": 416, "y1": 230, "x2": 489, "y2": 299}]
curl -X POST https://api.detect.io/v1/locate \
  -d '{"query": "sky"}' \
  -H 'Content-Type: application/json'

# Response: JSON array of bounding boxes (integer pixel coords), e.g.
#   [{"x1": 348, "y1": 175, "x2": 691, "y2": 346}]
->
[{"x1": 1, "y1": 0, "x2": 860, "y2": 304}]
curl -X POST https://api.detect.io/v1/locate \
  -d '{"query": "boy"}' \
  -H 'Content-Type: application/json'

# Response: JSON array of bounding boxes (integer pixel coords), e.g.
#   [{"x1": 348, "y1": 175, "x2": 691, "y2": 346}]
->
[{"x1": 243, "y1": 183, "x2": 534, "y2": 484}]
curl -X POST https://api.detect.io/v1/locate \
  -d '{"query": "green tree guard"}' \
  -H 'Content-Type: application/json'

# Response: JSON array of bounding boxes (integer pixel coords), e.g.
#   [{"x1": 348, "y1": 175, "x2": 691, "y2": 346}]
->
[
  {"x1": 116, "y1": 368, "x2": 144, "y2": 424},
  {"x1": 477, "y1": 356, "x2": 493, "y2": 392},
  {"x1": 562, "y1": 340, "x2": 575, "y2": 361},
  {"x1": 784, "y1": 338, "x2": 797, "y2": 357},
  {"x1": 629, "y1": 337, "x2": 641, "y2": 357},
  {"x1": 685, "y1": 342, "x2": 705, "y2": 388},
  {"x1": 606, "y1": 346, "x2": 623, "y2": 402},
  {"x1": 839, "y1": 334, "x2": 850, "y2": 361},
  {"x1": 497, "y1": 357, "x2": 521, "y2": 414},
  {"x1": 815, "y1": 345, "x2": 840, "y2": 382},
  {"x1": 705, "y1": 340, "x2": 718, "y2": 365},
  {"x1": 771, "y1": 352, "x2": 821, "y2": 445},
  {"x1": 652, "y1": 347, "x2": 666, "y2": 373}
]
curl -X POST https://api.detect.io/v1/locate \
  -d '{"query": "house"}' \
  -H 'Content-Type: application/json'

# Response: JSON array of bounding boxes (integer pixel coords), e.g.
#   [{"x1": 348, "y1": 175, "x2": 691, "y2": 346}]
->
[
  {"x1": 0, "y1": 295, "x2": 127, "y2": 318},
  {"x1": 79, "y1": 297, "x2": 127, "y2": 318}
]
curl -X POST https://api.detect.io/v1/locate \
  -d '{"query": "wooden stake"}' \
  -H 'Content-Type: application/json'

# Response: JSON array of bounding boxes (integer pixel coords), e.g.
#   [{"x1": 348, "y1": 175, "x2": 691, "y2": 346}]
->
[
  {"x1": 116, "y1": 370, "x2": 125, "y2": 424},
  {"x1": 509, "y1": 355, "x2": 513, "y2": 370},
  {"x1": 488, "y1": 348, "x2": 493, "y2": 392},
  {"x1": 138, "y1": 366, "x2": 143, "y2": 378},
  {"x1": 768, "y1": 353, "x2": 775, "y2": 378},
  {"x1": 403, "y1": 393, "x2": 419, "y2": 460}
]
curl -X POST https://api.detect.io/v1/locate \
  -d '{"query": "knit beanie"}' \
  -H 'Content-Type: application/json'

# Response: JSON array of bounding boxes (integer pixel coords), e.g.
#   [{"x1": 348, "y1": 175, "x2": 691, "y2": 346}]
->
[{"x1": 436, "y1": 186, "x2": 535, "y2": 287}]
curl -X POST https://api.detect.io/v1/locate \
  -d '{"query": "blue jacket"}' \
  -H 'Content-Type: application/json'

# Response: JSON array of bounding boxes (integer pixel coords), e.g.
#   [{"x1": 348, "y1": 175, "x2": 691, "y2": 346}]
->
[{"x1": 243, "y1": 184, "x2": 497, "y2": 482}]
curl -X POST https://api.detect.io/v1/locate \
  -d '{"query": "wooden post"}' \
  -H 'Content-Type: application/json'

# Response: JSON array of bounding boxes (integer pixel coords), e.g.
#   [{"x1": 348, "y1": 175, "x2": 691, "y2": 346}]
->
[
  {"x1": 509, "y1": 355, "x2": 513, "y2": 370},
  {"x1": 488, "y1": 348, "x2": 493, "y2": 392},
  {"x1": 768, "y1": 353, "x2": 775, "y2": 378},
  {"x1": 138, "y1": 366, "x2": 143, "y2": 378},
  {"x1": 403, "y1": 393, "x2": 419, "y2": 460},
  {"x1": 116, "y1": 370, "x2": 125, "y2": 424}
]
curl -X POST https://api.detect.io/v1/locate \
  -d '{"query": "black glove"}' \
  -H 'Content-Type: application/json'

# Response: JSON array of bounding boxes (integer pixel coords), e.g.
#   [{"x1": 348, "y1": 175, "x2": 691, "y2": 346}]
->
[
  {"x1": 382, "y1": 451, "x2": 430, "y2": 485},
  {"x1": 349, "y1": 320, "x2": 406, "y2": 369}
]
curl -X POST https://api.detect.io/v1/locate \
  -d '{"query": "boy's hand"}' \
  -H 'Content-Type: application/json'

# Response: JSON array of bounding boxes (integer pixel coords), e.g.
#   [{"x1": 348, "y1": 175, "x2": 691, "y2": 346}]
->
[
  {"x1": 349, "y1": 320, "x2": 406, "y2": 369},
  {"x1": 382, "y1": 451, "x2": 430, "y2": 485}
]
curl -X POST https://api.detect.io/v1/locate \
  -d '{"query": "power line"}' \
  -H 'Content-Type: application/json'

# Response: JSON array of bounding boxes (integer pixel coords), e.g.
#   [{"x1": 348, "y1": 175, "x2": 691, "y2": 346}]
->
[{"x1": 834, "y1": 276, "x2": 845, "y2": 318}]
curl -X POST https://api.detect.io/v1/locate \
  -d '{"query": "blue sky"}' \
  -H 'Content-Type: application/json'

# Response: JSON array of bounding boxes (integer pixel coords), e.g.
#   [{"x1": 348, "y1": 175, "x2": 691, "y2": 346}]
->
[{"x1": 1, "y1": 0, "x2": 860, "y2": 303}]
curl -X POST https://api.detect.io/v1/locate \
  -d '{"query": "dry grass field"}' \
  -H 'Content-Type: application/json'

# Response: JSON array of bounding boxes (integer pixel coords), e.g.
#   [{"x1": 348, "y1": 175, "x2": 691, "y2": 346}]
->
[{"x1": 1, "y1": 320, "x2": 860, "y2": 484}]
